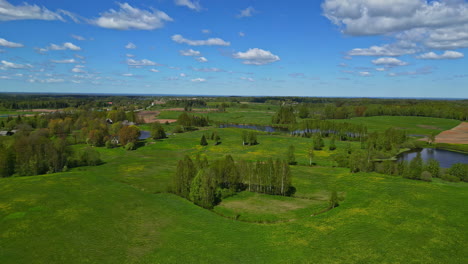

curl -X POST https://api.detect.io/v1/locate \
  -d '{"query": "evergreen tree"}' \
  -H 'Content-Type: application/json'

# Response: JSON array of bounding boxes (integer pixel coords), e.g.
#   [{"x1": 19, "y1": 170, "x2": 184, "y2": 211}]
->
[{"x1": 200, "y1": 135, "x2": 208, "y2": 146}]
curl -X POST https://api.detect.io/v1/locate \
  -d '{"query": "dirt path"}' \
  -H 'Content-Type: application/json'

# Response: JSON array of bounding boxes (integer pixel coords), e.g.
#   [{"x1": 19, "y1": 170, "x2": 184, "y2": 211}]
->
[{"x1": 435, "y1": 122, "x2": 468, "y2": 144}]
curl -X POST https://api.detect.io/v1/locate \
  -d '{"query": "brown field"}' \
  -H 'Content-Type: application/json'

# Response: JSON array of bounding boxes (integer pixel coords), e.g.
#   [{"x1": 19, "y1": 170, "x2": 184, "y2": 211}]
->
[
  {"x1": 435, "y1": 122, "x2": 468, "y2": 144},
  {"x1": 136, "y1": 111, "x2": 177, "y2": 124}
]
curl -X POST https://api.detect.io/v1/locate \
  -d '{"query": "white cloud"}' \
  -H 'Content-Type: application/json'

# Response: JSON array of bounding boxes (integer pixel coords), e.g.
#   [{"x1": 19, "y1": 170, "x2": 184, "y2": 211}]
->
[
  {"x1": 43, "y1": 78, "x2": 64, "y2": 83},
  {"x1": 72, "y1": 66, "x2": 86, "y2": 73},
  {"x1": 149, "y1": 69, "x2": 159, "y2": 73},
  {"x1": 191, "y1": 67, "x2": 223, "y2": 72},
  {"x1": 1, "y1": 60, "x2": 32, "y2": 69},
  {"x1": 43, "y1": 42, "x2": 81, "y2": 52},
  {"x1": 387, "y1": 66, "x2": 433, "y2": 77},
  {"x1": 371, "y1": 57, "x2": 408, "y2": 66},
  {"x1": 348, "y1": 42, "x2": 418, "y2": 57},
  {"x1": 233, "y1": 48, "x2": 280, "y2": 65},
  {"x1": 51, "y1": 58, "x2": 77, "y2": 64},
  {"x1": 92, "y1": 3, "x2": 173, "y2": 30},
  {"x1": 174, "y1": 0, "x2": 202, "y2": 11},
  {"x1": 180, "y1": 73, "x2": 187, "y2": 77},
  {"x1": 359, "y1": 71, "x2": 372, "y2": 77},
  {"x1": 237, "y1": 7, "x2": 255, "y2": 18},
  {"x1": 196, "y1": 57, "x2": 208, "y2": 63},
  {"x1": 125, "y1": 42, "x2": 136, "y2": 49},
  {"x1": 122, "y1": 73, "x2": 134, "y2": 77},
  {"x1": 202, "y1": 29, "x2": 210, "y2": 34},
  {"x1": 75, "y1": 54, "x2": 85, "y2": 60},
  {"x1": 172, "y1": 34, "x2": 230, "y2": 46},
  {"x1": 71, "y1": 35, "x2": 85, "y2": 41},
  {"x1": 191, "y1": 78, "x2": 206, "y2": 82},
  {"x1": 126, "y1": 54, "x2": 135, "y2": 58},
  {"x1": 126, "y1": 58, "x2": 160, "y2": 66},
  {"x1": 0, "y1": 37, "x2": 24, "y2": 48},
  {"x1": 375, "y1": 68, "x2": 387, "y2": 72},
  {"x1": 239, "y1": 32, "x2": 245, "y2": 37},
  {"x1": 0, "y1": 0, "x2": 63, "y2": 21},
  {"x1": 416, "y1": 50, "x2": 464, "y2": 60},
  {"x1": 240, "y1": 77, "x2": 255, "y2": 82},
  {"x1": 179, "y1": 49, "x2": 201, "y2": 56}
]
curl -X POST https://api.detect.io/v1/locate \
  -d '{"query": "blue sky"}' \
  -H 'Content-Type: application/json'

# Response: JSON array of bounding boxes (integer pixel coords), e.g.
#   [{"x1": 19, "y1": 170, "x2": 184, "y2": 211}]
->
[{"x1": 0, "y1": 0, "x2": 467, "y2": 98}]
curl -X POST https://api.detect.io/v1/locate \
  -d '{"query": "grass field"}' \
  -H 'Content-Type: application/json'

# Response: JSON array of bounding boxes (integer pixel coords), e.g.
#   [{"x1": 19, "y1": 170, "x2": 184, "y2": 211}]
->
[
  {"x1": 330, "y1": 116, "x2": 461, "y2": 136},
  {"x1": 1, "y1": 125, "x2": 467, "y2": 263}
]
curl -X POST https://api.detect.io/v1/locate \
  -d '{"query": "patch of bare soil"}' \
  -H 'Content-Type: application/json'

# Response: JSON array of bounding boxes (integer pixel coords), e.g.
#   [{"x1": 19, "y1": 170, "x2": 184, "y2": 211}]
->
[
  {"x1": 417, "y1": 125, "x2": 439, "y2": 130},
  {"x1": 434, "y1": 122, "x2": 468, "y2": 144},
  {"x1": 137, "y1": 111, "x2": 177, "y2": 124}
]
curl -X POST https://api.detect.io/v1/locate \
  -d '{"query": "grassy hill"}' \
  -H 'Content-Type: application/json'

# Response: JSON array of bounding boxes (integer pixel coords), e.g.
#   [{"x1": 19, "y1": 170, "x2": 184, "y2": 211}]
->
[{"x1": 1, "y1": 126, "x2": 467, "y2": 263}]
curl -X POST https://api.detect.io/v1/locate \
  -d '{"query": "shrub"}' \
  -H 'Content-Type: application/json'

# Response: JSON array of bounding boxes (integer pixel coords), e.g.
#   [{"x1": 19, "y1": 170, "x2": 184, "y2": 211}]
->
[
  {"x1": 421, "y1": 171, "x2": 432, "y2": 182},
  {"x1": 125, "y1": 142, "x2": 135, "y2": 151},
  {"x1": 441, "y1": 174, "x2": 461, "y2": 183}
]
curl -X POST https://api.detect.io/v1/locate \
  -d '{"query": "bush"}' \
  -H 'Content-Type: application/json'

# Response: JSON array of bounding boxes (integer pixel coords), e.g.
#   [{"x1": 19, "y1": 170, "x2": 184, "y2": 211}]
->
[
  {"x1": 421, "y1": 171, "x2": 432, "y2": 182},
  {"x1": 172, "y1": 125, "x2": 184, "y2": 133},
  {"x1": 125, "y1": 142, "x2": 135, "y2": 151},
  {"x1": 441, "y1": 174, "x2": 461, "y2": 182}
]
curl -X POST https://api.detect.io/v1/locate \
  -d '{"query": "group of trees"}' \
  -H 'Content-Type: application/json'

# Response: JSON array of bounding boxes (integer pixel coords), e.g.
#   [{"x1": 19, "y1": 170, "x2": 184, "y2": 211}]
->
[
  {"x1": 0, "y1": 129, "x2": 101, "y2": 177},
  {"x1": 172, "y1": 155, "x2": 294, "y2": 209},
  {"x1": 272, "y1": 106, "x2": 297, "y2": 124},
  {"x1": 241, "y1": 131, "x2": 258, "y2": 145},
  {"x1": 177, "y1": 112, "x2": 209, "y2": 127},
  {"x1": 293, "y1": 119, "x2": 367, "y2": 141}
]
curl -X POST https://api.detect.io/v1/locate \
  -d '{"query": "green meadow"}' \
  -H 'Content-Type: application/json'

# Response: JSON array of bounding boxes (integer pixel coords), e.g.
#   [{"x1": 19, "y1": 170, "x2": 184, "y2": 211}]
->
[
  {"x1": 1, "y1": 123, "x2": 467, "y2": 263},
  {"x1": 330, "y1": 116, "x2": 461, "y2": 136}
]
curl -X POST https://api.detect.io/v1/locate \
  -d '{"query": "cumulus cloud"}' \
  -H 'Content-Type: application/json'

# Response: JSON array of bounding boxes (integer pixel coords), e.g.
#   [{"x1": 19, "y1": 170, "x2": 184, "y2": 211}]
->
[
  {"x1": 179, "y1": 49, "x2": 201, "y2": 56},
  {"x1": 196, "y1": 57, "x2": 208, "y2": 63},
  {"x1": 172, "y1": 34, "x2": 230, "y2": 46},
  {"x1": 240, "y1": 77, "x2": 255, "y2": 82},
  {"x1": 1, "y1": 60, "x2": 32, "y2": 69},
  {"x1": 126, "y1": 59, "x2": 160, "y2": 66},
  {"x1": 174, "y1": 0, "x2": 202, "y2": 11},
  {"x1": 125, "y1": 42, "x2": 137, "y2": 49},
  {"x1": 387, "y1": 66, "x2": 433, "y2": 77},
  {"x1": 324, "y1": 0, "x2": 468, "y2": 53},
  {"x1": 0, "y1": 0, "x2": 63, "y2": 21},
  {"x1": 72, "y1": 65, "x2": 86, "y2": 73},
  {"x1": 371, "y1": 57, "x2": 408, "y2": 66},
  {"x1": 40, "y1": 42, "x2": 81, "y2": 52},
  {"x1": 92, "y1": 3, "x2": 173, "y2": 30},
  {"x1": 239, "y1": 32, "x2": 245, "y2": 37},
  {"x1": 348, "y1": 42, "x2": 418, "y2": 57},
  {"x1": 191, "y1": 78, "x2": 206, "y2": 82},
  {"x1": 51, "y1": 58, "x2": 77, "y2": 64},
  {"x1": 71, "y1": 35, "x2": 86, "y2": 41},
  {"x1": 416, "y1": 50, "x2": 464, "y2": 60},
  {"x1": 359, "y1": 71, "x2": 372, "y2": 77},
  {"x1": 233, "y1": 48, "x2": 280, "y2": 65},
  {"x1": 191, "y1": 67, "x2": 224, "y2": 72},
  {"x1": 0, "y1": 38, "x2": 24, "y2": 48},
  {"x1": 149, "y1": 68, "x2": 159, "y2": 73},
  {"x1": 237, "y1": 7, "x2": 255, "y2": 18},
  {"x1": 122, "y1": 73, "x2": 134, "y2": 77}
]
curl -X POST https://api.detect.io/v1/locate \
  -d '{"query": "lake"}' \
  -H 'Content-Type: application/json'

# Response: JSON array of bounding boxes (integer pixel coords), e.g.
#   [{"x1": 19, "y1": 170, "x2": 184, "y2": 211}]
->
[
  {"x1": 139, "y1": 130, "x2": 151, "y2": 139},
  {"x1": 397, "y1": 148, "x2": 468, "y2": 168}
]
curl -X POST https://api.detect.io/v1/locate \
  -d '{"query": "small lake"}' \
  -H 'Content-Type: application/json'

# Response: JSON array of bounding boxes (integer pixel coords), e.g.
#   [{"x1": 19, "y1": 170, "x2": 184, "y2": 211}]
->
[
  {"x1": 397, "y1": 148, "x2": 468, "y2": 168},
  {"x1": 139, "y1": 130, "x2": 151, "y2": 140}
]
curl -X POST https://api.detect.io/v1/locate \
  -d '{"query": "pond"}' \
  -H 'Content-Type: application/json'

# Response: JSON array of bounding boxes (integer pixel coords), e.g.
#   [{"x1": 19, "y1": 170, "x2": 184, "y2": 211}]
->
[
  {"x1": 139, "y1": 130, "x2": 151, "y2": 140},
  {"x1": 397, "y1": 148, "x2": 468, "y2": 168}
]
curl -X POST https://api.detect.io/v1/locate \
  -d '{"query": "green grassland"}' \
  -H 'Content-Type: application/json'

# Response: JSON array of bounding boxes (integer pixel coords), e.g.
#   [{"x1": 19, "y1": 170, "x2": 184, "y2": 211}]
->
[
  {"x1": 1, "y1": 124, "x2": 467, "y2": 263},
  {"x1": 330, "y1": 116, "x2": 461, "y2": 136}
]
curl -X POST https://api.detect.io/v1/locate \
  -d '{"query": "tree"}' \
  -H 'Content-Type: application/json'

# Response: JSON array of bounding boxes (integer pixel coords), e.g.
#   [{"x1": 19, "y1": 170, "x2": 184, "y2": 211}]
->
[
  {"x1": 214, "y1": 135, "x2": 221, "y2": 145},
  {"x1": 308, "y1": 147, "x2": 315, "y2": 166},
  {"x1": 313, "y1": 134, "x2": 324, "y2": 150},
  {"x1": 118, "y1": 125, "x2": 140, "y2": 146},
  {"x1": 200, "y1": 135, "x2": 208, "y2": 146},
  {"x1": 151, "y1": 122, "x2": 166, "y2": 139},
  {"x1": 421, "y1": 171, "x2": 432, "y2": 182},
  {"x1": 409, "y1": 153, "x2": 423, "y2": 180},
  {"x1": 428, "y1": 132, "x2": 436, "y2": 145},
  {"x1": 426, "y1": 159, "x2": 440, "y2": 178},
  {"x1": 329, "y1": 191, "x2": 339, "y2": 209},
  {"x1": 329, "y1": 136, "x2": 336, "y2": 151},
  {"x1": 287, "y1": 145, "x2": 296, "y2": 165}
]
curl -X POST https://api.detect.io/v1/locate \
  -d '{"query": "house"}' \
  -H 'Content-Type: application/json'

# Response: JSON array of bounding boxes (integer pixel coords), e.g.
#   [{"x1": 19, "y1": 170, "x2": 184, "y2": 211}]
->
[
  {"x1": 122, "y1": 120, "x2": 135, "y2": 126},
  {"x1": 110, "y1": 136, "x2": 119, "y2": 145},
  {"x1": 106, "y1": 118, "x2": 113, "y2": 124}
]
